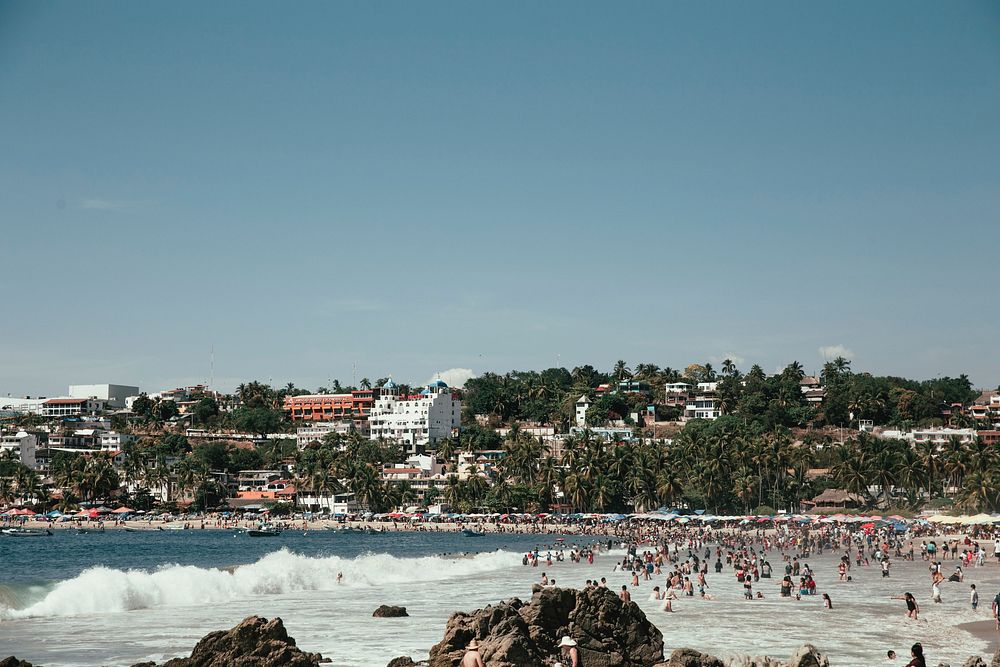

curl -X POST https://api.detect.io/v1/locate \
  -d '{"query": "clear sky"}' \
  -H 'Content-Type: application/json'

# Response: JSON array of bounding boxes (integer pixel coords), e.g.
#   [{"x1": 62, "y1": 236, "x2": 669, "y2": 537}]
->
[{"x1": 1, "y1": 1, "x2": 998, "y2": 396}]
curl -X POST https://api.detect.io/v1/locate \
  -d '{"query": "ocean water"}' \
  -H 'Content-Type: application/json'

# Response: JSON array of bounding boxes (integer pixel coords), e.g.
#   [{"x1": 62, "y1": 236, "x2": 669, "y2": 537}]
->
[{"x1": 0, "y1": 529, "x2": 996, "y2": 666}]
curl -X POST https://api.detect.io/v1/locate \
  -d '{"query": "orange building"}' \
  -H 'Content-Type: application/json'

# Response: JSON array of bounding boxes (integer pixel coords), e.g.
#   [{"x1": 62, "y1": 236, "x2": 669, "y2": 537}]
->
[{"x1": 284, "y1": 389, "x2": 380, "y2": 422}]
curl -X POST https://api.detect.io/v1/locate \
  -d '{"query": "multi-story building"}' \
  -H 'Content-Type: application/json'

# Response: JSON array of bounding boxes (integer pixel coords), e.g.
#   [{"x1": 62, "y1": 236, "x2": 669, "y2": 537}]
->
[
  {"x1": 69, "y1": 384, "x2": 139, "y2": 409},
  {"x1": 284, "y1": 389, "x2": 380, "y2": 422},
  {"x1": 575, "y1": 395, "x2": 591, "y2": 427},
  {"x1": 0, "y1": 396, "x2": 46, "y2": 415},
  {"x1": 880, "y1": 427, "x2": 977, "y2": 445},
  {"x1": 42, "y1": 397, "x2": 106, "y2": 417},
  {"x1": 98, "y1": 431, "x2": 137, "y2": 452},
  {"x1": 295, "y1": 420, "x2": 370, "y2": 449},
  {"x1": 368, "y1": 380, "x2": 461, "y2": 453},
  {"x1": 0, "y1": 431, "x2": 38, "y2": 470},
  {"x1": 683, "y1": 383, "x2": 721, "y2": 421},
  {"x1": 664, "y1": 383, "x2": 692, "y2": 407}
]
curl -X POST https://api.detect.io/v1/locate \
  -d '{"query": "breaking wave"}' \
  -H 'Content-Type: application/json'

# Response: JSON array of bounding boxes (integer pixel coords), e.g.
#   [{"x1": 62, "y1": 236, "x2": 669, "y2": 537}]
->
[{"x1": 0, "y1": 548, "x2": 521, "y2": 619}]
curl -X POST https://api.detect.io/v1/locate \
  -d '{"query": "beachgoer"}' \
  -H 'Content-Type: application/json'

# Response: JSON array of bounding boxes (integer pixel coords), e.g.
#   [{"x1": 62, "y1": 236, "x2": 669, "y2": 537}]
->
[
  {"x1": 905, "y1": 642, "x2": 926, "y2": 667},
  {"x1": 822, "y1": 592, "x2": 832, "y2": 609},
  {"x1": 893, "y1": 592, "x2": 919, "y2": 620},
  {"x1": 459, "y1": 639, "x2": 485, "y2": 667},
  {"x1": 559, "y1": 636, "x2": 581, "y2": 667},
  {"x1": 887, "y1": 649, "x2": 897, "y2": 661},
  {"x1": 619, "y1": 585, "x2": 631, "y2": 603},
  {"x1": 971, "y1": 584, "x2": 979, "y2": 610}
]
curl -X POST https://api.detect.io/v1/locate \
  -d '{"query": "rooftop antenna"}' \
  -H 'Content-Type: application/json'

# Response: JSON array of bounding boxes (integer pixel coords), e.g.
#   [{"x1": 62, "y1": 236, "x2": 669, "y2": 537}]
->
[{"x1": 352, "y1": 361, "x2": 357, "y2": 388}]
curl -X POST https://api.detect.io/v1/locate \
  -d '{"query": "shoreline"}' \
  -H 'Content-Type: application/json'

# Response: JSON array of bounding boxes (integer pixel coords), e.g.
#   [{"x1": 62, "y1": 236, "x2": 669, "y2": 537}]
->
[{"x1": 959, "y1": 620, "x2": 1000, "y2": 654}]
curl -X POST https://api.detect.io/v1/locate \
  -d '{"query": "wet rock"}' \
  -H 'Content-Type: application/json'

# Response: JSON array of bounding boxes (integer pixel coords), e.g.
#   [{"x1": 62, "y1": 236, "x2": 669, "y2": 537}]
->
[
  {"x1": 373, "y1": 605, "x2": 410, "y2": 618},
  {"x1": 0, "y1": 658, "x2": 33, "y2": 667},
  {"x1": 962, "y1": 657, "x2": 986, "y2": 667},
  {"x1": 663, "y1": 648, "x2": 724, "y2": 666},
  {"x1": 145, "y1": 615, "x2": 326, "y2": 667},
  {"x1": 428, "y1": 586, "x2": 663, "y2": 667},
  {"x1": 386, "y1": 659, "x2": 419, "y2": 667},
  {"x1": 785, "y1": 644, "x2": 829, "y2": 667}
]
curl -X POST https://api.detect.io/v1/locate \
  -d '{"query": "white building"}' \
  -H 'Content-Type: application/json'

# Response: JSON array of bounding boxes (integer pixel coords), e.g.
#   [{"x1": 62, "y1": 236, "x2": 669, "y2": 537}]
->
[
  {"x1": 295, "y1": 420, "x2": 369, "y2": 450},
  {"x1": 0, "y1": 396, "x2": 46, "y2": 415},
  {"x1": 296, "y1": 491, "x2": 358, "y2": 514},
  {"x1": 98, "y1": 431, "x2": 137, "y2": 452},
  {"x1": 69, "y1": 384, "x2": 139, "y2": 409},
  {"x1": 575, "y1": 395, "x2": 591, "y2": 427},
  {"x1": 42, "y1": 397, "x2": 106, "y2": 417},
  {"x1": 684, "y1": 390, "x2": 721, "y2": 421},
  {"x1": 0, "y1": 431, "x2": 38, "y2": 470},
  {"x1": 368, "y1": 380, "x2": 461, "y2": 453},
  {"x1": 880, "y1": 427, "x2": 977, "y2": 446}
]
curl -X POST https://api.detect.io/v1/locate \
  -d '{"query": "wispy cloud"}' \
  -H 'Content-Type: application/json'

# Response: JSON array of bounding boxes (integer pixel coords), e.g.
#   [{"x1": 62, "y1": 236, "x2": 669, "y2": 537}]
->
[
  {"x1": 427, "y1": 368, "x2": 476, "y2": 388},
  {"x1": 79, "y1": 198, "x2": 133, "y2": 212},
  {"x1": 819, "y1": 344, "x2": 854, "y2": 360}
]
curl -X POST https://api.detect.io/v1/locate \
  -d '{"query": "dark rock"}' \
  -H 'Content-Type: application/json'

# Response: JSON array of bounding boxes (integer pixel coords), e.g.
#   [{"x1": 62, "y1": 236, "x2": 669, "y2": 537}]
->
[
  {"x1": 428, "y1": 586, "x2": 663, "y2": 667},
  {"x1": 140, "y1": 615, "x2": 325, "y2": 667},
  {"x1": 386, "y1": 659, "x2": 422, "y2": 667},
  {"x1": 373, "y1": 605, "x2": 410, "y2": 618},
  {"x1": 663, "y1": 648, "x2": 724, "y2": 667},
  {"x1": 0, "y1": 658, "x2": 33, "y2": 667},
  {"x1": 962, "y1": 658, "x2": 986, "y2": 667},
  {"x1": 786, "y1": 645, "x2": 829, "y2": 667}
]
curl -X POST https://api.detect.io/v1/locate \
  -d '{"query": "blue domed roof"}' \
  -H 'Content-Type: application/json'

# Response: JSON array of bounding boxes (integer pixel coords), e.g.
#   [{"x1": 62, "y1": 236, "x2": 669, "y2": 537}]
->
[
  {"x1": 383, "y1": 378, "x2": 397, "y2": 389},
  {"x1": 429, "y1": 379, "x2": 448, "y2": 388}
]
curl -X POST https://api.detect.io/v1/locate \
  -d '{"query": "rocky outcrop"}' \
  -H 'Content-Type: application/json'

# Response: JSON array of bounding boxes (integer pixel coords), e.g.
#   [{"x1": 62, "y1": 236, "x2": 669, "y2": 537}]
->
[
  {"x1": 661, "y1": 648, "x2": 724, "y2": 666},
  {"x1": 373, "y1": 605, "x2": 410, "y2": 618},
  {"x1": 386, "y1": 658, "x2": 427, "y2": 667},
  {"x1": 0, "y1": 658, "x2": 33, "y2": 667},
  {"x1": 661, "y1": 645, "x2": 826, "y2": 667},
  {"x1": 428, "y1": 586, "x2": 663, "y2": 667},
  {"x1": 130, "y1": 616, "x2": 326, "y2": 667}
]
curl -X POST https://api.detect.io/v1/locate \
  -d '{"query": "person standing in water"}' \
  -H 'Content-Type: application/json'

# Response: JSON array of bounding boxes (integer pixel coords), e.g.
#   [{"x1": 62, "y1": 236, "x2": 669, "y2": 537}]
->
[
  {"x1": 892, "y1": 592, "x2": 919, "y2": 620},
  {"x1": 905, "y1": 643, "x2": 926, "y2": 667}
]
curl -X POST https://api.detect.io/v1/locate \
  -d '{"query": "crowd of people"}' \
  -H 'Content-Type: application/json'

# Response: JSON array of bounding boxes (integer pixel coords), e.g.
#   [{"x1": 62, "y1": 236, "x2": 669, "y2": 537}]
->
[{"x1": 498, "y1": 520, "x2": 1000, "y2": 666}]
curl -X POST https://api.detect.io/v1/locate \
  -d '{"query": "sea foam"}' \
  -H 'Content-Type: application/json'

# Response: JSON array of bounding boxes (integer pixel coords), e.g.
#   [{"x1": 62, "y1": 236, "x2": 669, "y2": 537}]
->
[{"x1": 0, "y1": 548, "x2": 521, "y2": 619}]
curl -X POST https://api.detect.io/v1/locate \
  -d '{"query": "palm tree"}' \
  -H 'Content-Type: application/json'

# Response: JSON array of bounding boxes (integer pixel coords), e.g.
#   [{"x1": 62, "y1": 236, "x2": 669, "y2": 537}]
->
[
  {"x1": 721, "y1": 359, "x2": 737, "y2": 377},
  {"x1": 613, "y1": 360, "x2": 632, "y2": 382}
]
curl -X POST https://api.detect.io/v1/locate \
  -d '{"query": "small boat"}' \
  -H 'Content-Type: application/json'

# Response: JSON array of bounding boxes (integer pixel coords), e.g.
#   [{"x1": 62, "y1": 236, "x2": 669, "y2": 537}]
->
[
  {"x1": 76, "y1": 528, "x2": 105, "y2": 534},
  {"x1": 462, "y1": 529, "x2": 485, "y2": 538},
  {"x1": 247, "y1": 529, "x2": 281, "y2": 537},
  {"x1": 158, "y1": 524, "x2": 187, "y2": 531},
  {"x1": 247, "y1": 523, "x2": 281, "y2": 537},
  {"x1": 2, "y1": 528, "x2": 53, "y2": 537}
]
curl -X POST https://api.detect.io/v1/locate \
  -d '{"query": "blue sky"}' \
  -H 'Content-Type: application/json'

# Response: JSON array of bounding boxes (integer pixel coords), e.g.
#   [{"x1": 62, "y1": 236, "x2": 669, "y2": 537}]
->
[{"x1": 1, "y1": 1, "x2": 998, "y2": 395}]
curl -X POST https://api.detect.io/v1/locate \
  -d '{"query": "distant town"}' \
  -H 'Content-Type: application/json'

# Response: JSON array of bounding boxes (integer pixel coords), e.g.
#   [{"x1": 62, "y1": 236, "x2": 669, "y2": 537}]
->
[{"x1": 2, "y1": 357, "x2": 999, "y2": 518}]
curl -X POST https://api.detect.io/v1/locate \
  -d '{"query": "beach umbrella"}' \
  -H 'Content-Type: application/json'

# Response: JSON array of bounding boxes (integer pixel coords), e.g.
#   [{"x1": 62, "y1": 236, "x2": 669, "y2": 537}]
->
[{"x1": 113, "y1": 507, "x2": 134, "y2": 514}]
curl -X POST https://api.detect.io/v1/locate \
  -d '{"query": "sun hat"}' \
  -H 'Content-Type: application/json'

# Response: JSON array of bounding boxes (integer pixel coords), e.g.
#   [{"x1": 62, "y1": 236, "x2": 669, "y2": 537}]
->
[
  {"x1": 467, "y1": 639, "x2": 480, "y2": 650},
  {"x1": 559, "y1": 636, "x2": 577, "y2": 647}
]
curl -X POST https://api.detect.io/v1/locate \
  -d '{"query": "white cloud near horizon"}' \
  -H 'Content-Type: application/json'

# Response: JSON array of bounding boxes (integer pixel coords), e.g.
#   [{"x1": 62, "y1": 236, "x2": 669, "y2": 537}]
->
[
  {"x1": 428, "y1": 368, "x2": 476, "y2": 388},
  {"x1": 819, "y1": 344, "x2": 854, "y2": 360},
  {"x1": 709, "y1": 353, "x2": 746, "y2": 367}
]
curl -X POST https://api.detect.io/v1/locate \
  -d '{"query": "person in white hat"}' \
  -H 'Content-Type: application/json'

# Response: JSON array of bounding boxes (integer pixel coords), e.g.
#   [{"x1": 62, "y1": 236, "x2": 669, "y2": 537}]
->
[
  {"x1": 459, "y1": 638, "x2": 484, "y2": 667},
  {"x1": 558, "y1": 636, "x2": 580, "y2": 667}
]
